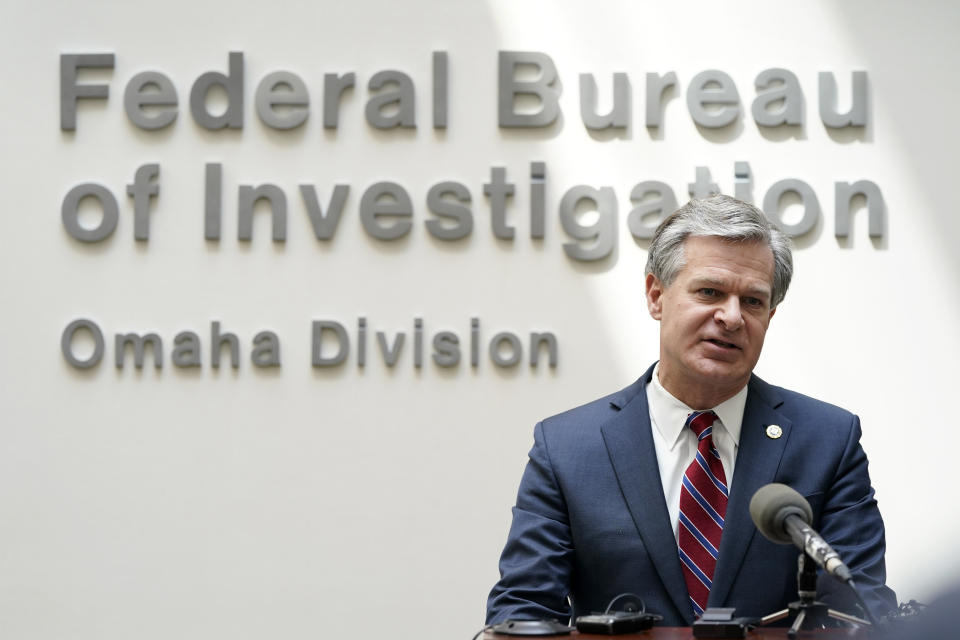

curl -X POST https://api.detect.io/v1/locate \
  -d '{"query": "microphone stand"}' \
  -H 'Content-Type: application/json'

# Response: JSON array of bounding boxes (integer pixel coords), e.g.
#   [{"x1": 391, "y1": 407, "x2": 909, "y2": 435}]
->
[{"x1": 759, "y1": 553, "x2": 870, "y2": 639}]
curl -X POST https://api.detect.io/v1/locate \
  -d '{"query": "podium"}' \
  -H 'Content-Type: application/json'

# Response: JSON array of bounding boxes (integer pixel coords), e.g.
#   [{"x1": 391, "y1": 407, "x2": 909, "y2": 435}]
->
[{"x1": 483, "y1": 628, "x2": 868, "y2": 639}]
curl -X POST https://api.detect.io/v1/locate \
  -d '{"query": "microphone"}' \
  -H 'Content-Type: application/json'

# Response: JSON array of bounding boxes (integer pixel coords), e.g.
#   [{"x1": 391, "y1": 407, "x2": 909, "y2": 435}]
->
[{"x1": 749, "y1": 483, "x2": 853, "y2": 583}]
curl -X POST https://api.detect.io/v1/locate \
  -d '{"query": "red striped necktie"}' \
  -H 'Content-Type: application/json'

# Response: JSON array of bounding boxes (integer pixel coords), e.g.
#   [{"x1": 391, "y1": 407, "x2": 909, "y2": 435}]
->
[{"x1": 677, "y1": 410, "x2": 728, "y2": 618}]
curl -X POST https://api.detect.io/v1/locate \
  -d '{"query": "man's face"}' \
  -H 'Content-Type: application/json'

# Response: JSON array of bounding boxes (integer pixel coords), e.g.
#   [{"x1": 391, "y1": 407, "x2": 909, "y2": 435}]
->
[{"x1": 645, "y1": 235, "x2": 776, "y2": 408}]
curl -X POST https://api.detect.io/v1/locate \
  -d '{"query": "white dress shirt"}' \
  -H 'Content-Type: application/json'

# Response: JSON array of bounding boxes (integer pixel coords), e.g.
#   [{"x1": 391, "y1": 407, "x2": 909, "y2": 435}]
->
[{"x1": 645, "y1": 363, "x2": 748, "y2": 540}]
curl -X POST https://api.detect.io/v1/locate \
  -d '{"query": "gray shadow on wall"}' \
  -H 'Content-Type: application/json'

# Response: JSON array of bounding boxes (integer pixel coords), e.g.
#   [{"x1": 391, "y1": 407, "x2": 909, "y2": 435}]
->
[{"x1": 830, "y1": 4, "x2": 958, "y2": 268}]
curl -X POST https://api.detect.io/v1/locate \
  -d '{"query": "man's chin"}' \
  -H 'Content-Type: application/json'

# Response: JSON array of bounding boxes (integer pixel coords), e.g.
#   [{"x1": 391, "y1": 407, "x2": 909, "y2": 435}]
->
[{"x1": 687, "y1": 358, "x2": 750, "y2": 388}]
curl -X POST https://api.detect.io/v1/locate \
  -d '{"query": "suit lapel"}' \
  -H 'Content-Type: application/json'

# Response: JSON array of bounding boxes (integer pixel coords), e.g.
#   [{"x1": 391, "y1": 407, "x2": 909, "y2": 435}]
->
[
  {"x1": 709, "y1": 375, "x2": 791, "y2": 607},
  {"x1": 600, "y1": 365, "x2": 693, "y2": 624}
]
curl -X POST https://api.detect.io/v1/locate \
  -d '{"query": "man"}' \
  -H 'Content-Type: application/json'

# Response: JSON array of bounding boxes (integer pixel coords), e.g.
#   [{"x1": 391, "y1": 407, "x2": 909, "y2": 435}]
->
[{"x1": 486, "y1": 195, "x2": 895, "y2": 627}]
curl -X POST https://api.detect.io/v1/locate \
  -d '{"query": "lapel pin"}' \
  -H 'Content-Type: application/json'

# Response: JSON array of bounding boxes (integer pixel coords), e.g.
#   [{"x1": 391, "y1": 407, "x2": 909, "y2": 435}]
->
[{"x1": 766, "y1": 424, "x2": 783, "y2": 439}]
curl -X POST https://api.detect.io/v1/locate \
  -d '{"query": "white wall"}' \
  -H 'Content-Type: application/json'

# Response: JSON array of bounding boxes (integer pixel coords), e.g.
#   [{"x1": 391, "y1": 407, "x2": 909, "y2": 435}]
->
[{"x1": 2, "y1": 1, "x2": 958, "y2": 638}]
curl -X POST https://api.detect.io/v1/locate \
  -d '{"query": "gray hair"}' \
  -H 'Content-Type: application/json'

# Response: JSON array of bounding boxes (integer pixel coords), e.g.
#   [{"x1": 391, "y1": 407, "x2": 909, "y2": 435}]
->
[{"x1": 644, "y1": 195, "x2": 794, "y2": 308}]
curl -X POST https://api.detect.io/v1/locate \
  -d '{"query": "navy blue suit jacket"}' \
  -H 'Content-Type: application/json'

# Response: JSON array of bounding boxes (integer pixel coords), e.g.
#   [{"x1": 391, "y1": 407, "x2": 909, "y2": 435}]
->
[{"x1": 487, "y1": 364, "x2": 896, "y2": 626}]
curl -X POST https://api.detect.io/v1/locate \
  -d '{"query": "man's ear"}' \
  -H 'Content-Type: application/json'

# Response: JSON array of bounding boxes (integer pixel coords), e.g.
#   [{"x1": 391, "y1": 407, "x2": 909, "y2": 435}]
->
[{"x1": 645, "y1": 273, "x2": 664, "y2": 320}]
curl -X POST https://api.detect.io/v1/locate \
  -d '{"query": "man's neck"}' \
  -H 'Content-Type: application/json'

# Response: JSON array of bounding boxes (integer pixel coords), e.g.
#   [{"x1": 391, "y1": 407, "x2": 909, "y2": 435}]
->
[{"x1": 655, "y1": 366, "x2": 746, "y2": 410}]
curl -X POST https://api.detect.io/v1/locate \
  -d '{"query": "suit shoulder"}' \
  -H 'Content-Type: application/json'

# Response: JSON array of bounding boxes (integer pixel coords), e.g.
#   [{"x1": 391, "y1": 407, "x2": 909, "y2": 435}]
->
[
  {"x1": 539, "y1": 377, "x2": 647, "y2": 436},
  {"x1": 753, "y1": 376, "x2": 858, "y2": 426},
  {"x1": 780, "y1": 388, "x2": 855, "y2": 421}
]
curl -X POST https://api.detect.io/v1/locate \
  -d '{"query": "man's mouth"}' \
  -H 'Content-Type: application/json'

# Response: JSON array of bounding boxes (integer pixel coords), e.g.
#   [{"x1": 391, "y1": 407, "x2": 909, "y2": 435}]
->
[{"x1": 705, "y1": 338, "x2": 740, "y2": 349}]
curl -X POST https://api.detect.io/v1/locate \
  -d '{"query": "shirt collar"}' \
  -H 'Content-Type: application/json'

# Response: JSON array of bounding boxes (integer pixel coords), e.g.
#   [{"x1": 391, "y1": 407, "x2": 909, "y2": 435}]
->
[{"x1": 647, "y1": 362, "x2": 748, "y2": 450}]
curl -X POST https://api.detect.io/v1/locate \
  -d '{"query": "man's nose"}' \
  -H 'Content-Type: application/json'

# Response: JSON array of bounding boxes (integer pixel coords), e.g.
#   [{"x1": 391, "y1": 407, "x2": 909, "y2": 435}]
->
[{"x1": 715, "y1": 297, "x2": 745, "y2": 330}]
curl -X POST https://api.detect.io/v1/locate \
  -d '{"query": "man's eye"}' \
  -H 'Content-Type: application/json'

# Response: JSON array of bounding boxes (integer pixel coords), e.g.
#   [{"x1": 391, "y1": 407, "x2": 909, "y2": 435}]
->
[
  {"x1": 700, "y1": 288, "x2": 718, "y2": 297},
  {"x1": 744, "y1": 297, "x2": 763, "y2": 307}
]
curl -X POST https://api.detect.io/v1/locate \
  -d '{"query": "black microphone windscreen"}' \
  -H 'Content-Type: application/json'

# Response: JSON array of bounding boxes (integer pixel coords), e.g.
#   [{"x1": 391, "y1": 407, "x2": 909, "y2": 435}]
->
[{"x1": 749, "y1": 483, "x2": 814, "y2": 545}]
